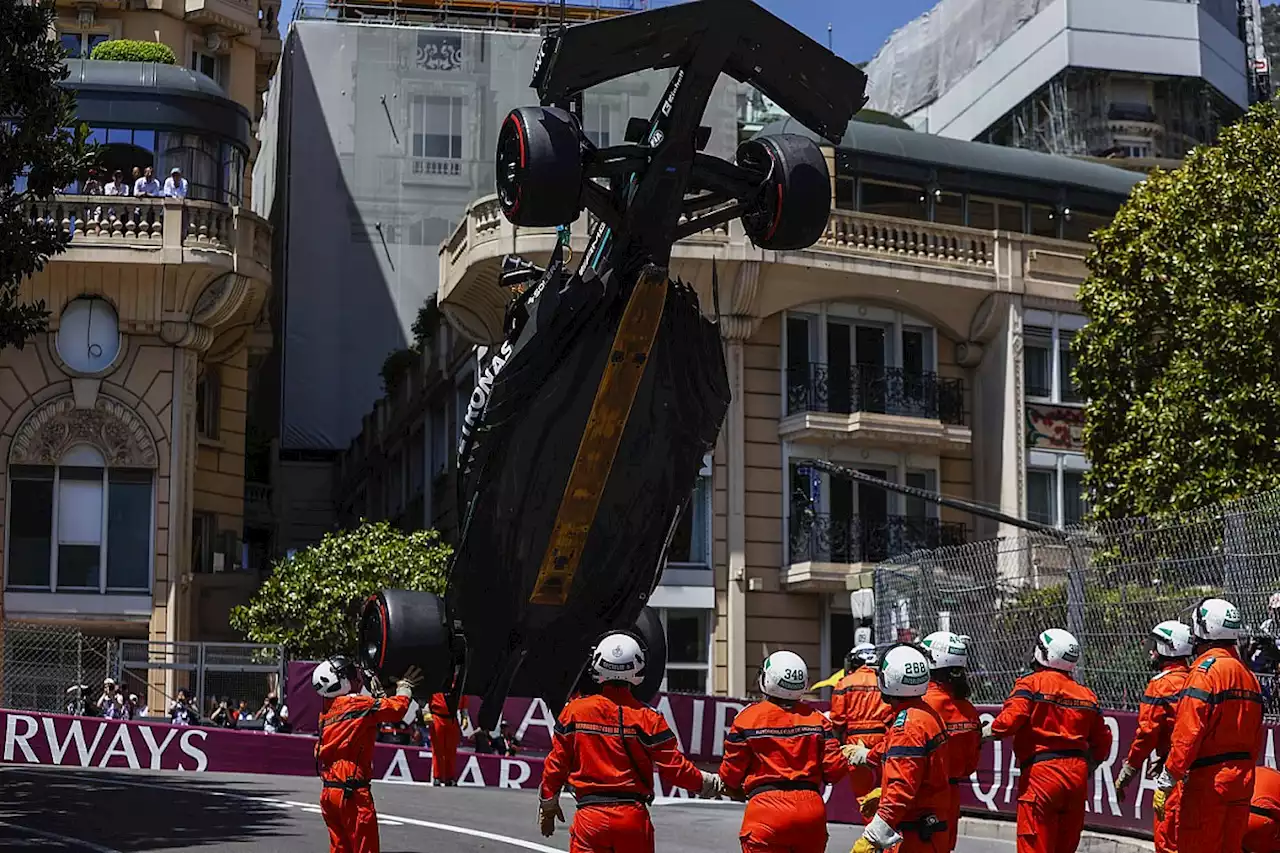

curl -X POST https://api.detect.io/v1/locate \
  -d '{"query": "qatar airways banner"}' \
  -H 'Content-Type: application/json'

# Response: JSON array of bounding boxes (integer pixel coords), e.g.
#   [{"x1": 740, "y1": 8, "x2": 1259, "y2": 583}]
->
[{"x1": 9, "y1": 706, "x2": 1280, "y2": 836}]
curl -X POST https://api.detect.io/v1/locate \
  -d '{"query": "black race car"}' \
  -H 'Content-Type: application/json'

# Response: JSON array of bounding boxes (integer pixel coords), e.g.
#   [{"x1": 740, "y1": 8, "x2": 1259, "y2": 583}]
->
[{"x1": 358, "y1": 0, "x2": 867, "y2": 731}]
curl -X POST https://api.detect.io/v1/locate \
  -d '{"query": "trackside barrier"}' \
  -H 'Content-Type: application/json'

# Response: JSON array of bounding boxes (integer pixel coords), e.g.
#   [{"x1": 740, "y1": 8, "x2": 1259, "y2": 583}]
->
[{"x1": 8, "y1": 705, "x2": 1280, "y2": 835}]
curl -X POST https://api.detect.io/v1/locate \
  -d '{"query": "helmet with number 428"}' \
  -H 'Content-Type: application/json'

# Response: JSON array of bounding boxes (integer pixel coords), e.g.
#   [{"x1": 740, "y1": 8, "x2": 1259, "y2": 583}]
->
[
  {"x1": 759, "y1": 650, "x2": 808, "y2": 701},
  {"x1": 921, "y1": 631, "x2": 971, "y2": 670},
  {"x1": 878, "y1": 644, "x2": 931, "y2": 698}
]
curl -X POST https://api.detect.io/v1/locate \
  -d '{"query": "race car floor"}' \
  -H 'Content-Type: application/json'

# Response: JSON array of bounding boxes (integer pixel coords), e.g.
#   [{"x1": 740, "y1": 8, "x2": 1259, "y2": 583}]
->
[{"x1": 0, "y1": 765, "x2": 1012, "y2": 852}]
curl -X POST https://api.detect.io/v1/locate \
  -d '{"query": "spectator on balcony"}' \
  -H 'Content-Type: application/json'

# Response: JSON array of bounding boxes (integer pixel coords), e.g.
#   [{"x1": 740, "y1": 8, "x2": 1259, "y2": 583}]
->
[
  {"x1": 82, "y1": 170, "x2": 102, "y2": 196},
  {"x1": 124, "y1": 694, "x2": 140, "y2": 720},
  {"x1": 104, "y1": 170, "x2": 129, "y2": 196},
  {"x1": 98, "y1": 678, "x2": 124, "y2": 719},
  {"x1": 163, "y1": 167, "x2": 188, "y2": 199},
  {"x1": 133, "y1": 166, "x2": 160, "y2": 197}
]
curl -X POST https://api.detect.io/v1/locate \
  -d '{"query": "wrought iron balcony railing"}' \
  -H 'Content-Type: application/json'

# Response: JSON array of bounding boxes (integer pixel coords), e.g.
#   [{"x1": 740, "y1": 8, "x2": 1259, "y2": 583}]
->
[
  {"x1": 786, "y1": 363, "x2": 966, "y2": 425},
  {"x1": 788, "y1": 512, "x2": 968, "y2": 565}
]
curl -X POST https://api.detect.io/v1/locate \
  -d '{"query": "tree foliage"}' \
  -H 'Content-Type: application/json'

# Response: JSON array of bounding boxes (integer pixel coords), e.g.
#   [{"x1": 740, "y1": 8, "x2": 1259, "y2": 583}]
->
[
  {"x1": 229, "y1": 521, "x2": 451, "y2": 659},
  {"x1": 90, "y1": 39, "x2": 177, "y2": 65},
  {"x1": 0, "y1": 0, "x2": 96, "y2": 351},
  {"x1": 1075, "y1": 101, "x2": 1280, "y2": 521}
]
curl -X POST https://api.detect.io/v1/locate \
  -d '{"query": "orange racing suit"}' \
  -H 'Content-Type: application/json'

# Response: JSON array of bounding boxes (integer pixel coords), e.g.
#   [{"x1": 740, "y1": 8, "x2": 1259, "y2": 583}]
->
[
  {"x1": 873, "y1": 700, "x2": 952, "y2": 853},
  {"x1": 1244, "y1": 766, "x2": 1280, "y2": 853},
  {"x1": 1165, "y1": 645, "x2": 1264, "y2": 853},
  {"x1": 428, "y1": 692, "x2": 462, "y2": 785},
  {"x1": 1122, "y1": 661, "x2": 1189, "y2": 853},
  {"x1": 829, "y1": 664, "x2": 893, "y2": 797},
  {"x1": 316, "y1": 692, "x2": 412, "y2": 853},
  {"x1": 989, "y1": 668, "x2": 1112, "y2": 853},
  {"x1": 540, "y1": 684, "x2": 704, "y2": 853},
  {"x1": 923, "y1": 681, "x2": 982, "y2": 851},
  {"x1": 719, "y1": 698, "x2": 848, "y2": 853}
]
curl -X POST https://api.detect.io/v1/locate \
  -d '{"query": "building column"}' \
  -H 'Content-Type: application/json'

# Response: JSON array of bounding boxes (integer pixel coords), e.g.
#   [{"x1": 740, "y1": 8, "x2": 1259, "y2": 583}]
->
[{"x1": 721, "y1": 261, "x2": 761, "y2": 698}]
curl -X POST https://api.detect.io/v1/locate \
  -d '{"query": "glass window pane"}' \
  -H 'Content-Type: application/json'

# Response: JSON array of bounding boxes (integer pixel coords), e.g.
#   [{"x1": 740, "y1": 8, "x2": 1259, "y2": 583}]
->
[
  {"x1": 998, "y1": 203, "x2": 1025, "y2": 233},
  {"x1": 107, "y1": 128, "x2": 133, "y2": 145},
  {"x1": 87, "y1": 33, "x2": 108, "y2": 53},
  {"x1": 1059, "y1": 330, "x2": 1082, "y2": 404},
  {"x1": 1062, "y1": 210, "x2": 1111, "y2": 243},
  {"x1": 904, "y1": 471, "x2": 934, "y2": 519},
  {"x1": 1027, "y1": 469, "x2": 1056, "y2": 527},
  {"x1": 9, "y1": 476, "x2": 54, "y2": 588},
  {"x1": 1063, "y1": 471, "x2": 1087, "y2": 527},
  {"x1": 107, "y1": 472, "x2": 152, "y2": 590},
  {"x1": 60, "y1": 33, "x2": 82, "y2": 57},
  {"x1": 58, "y1": 544, "x2": 100, "y2": 589},
  {"x1": 58, "y1": 475, "x2": 103, "y2": 546},
  {"x1": 933, "y1": 191, "x2": 964, "y2": 226},
  {"x1": 967, "y1": 198, "x2": 995, "y2": 230},
  {"x1": 860, "y1": 181, "x2": 926, "y2": 220},
  {"x1": 666, "y1": 610, "x2": 709, "y2": 663},
  {"x1": 835, "y1": 177, "x2": 855, "y2": 210},
  {"x1": 1024, "y1": 326, "x2": 1053, "y2": 398},
  {"x1": 667, "y1": 476, "x2": 709, "y2": 565},
  {"x1": 1030, "y1": 205, "x2": 1058, "y2": 238},
  {"x1": 665, "y1": 668, "x2": 706, "y2": 693},
  {"x1": 829, "y1": 612, "x2": 855, "y2": 673}
]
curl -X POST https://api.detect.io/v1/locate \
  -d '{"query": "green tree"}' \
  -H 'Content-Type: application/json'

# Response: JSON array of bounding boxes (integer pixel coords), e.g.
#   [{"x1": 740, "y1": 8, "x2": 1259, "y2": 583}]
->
[
  {"x1": 1075, "y1": 101, "x2": 1280, "y2": 521},
  {"x1": 0, "y1": 0, "x2": 95, "y2": 350},
  {"x1": 230, "y1": 521, "x2": 451, "y2": 659},
  {"x1": 89, "y1": 40, "x2": 178, "y2": 65}
]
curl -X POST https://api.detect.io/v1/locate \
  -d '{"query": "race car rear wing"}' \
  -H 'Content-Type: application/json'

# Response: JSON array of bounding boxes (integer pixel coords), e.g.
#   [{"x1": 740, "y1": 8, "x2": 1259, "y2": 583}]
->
[{"x1": 532, "y1": 0, "x2": 867, "y2": 145}]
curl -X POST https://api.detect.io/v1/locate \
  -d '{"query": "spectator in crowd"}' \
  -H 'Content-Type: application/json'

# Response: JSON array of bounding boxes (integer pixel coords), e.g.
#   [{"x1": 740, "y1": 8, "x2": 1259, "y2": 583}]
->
[
  {"x1": 209, "y1": 698, "x2": 234, "y2": 728},
  {"x1": 234, "y1": 700, "x2": 253, "y2": 726},
  {"x1": 123, "y1": 694, "x2": 139, "y2": 720},
  {"x1": 66, "y1": 683, "x2": 97, "y2": 717},
  {"x1": 104, "y1": 170, "x2": 129, "y2": 196},
  {"x1": 98, "y1": 678, "x2": 124, "y2": 719},
  {"x1": 170, "y1": 689, "x2": 197, "y2": 726},
  {"x1": 163, "y1": 167, "x2": 188, "y2": 199},
  {"x1": 82, "y1": 170, "x2": 102, "y2": 195},
  {"x1": 277, "y1": 701, "x2": 292, "y2": 734},
  {"x1": 259, "y1": 694, "x2": 284, "y2": 733},
  {"x1": 1262, "y1": 593, "x2": 1280, "y2": 638},
  {"x1": 134, "y1": 166, "x2": 160, "y2": 197}
]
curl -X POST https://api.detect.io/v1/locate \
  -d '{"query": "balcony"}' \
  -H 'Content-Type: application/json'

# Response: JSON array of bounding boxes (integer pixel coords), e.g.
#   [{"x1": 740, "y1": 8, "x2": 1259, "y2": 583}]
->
[
  {"x1": 783, "y1": 512, "x2": 968, "y2": 592},
  {"x1": 779, "y1": 363, "x2": 971, "y2": 451},
  {"x1": 438, "y1": 194, "x2": 1091, "y2": 346},
  {"x1": 185, "y1": 0, "x2": 257, "y2": 35},
  {"x1": 25, "y1": 196, "x2": 271, "y2": 279}
]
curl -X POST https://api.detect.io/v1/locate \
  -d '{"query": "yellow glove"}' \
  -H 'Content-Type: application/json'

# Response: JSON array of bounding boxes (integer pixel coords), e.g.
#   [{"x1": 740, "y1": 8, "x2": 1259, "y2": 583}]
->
[
  {"x1": 1153, "y1": 788, "x2": 1167, "y2": 821},
  {"x1": 851, "y1": 838, "x2": 876, "y2": 853},
  {"x1": 858, "y1": 787, "x2": 882, "y2": 822}
]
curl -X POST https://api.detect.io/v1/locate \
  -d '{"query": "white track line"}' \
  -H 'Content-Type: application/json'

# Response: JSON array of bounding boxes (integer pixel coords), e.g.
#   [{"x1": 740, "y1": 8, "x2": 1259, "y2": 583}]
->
[
  {"x1": 0, "y1": 818, "x2": 124, "y2": 853},
  {"x1": 1, "y1": 768, "x2": 563, "y2": 853}
]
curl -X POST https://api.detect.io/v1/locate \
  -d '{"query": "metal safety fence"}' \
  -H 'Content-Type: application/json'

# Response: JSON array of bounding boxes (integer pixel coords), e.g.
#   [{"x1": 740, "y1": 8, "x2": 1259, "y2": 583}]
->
[
  {"x1": 874, "y1": 489, "x2": 1280, "y2": 716},
  {"x1": 1, "y1": 622, "x2": 117, "y2": 714},
  {"x1": 117, "y1": 640, "x2": 286, "y2": 720}
]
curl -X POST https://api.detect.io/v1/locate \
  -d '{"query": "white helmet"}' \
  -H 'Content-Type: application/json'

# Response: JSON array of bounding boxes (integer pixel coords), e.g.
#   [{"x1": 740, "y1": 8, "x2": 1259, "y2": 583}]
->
[
  {"x1": 591, "y1": 632, "x2": 646, "y2": 686},
  {"x1": 759, "y1": 650, "x2": 808, "y2": 701},
  {"x1": 1034, "y1": 629, "x2": 1081, "y2": 672},
  {"x1": 922, "y1": 631, "x2": 971, "y2": 670},
  {"x1": 848, "y1": 642, "x2": 878, "y2": 667},
  {"x1": 878, "y1": 644, "x2": 931, "y2": 698},
  {"x1": 1151, "y1": 620, "x2": 1194, "y2": 658},
  {"x1": 1192, "y1": 598, "x2": 1243, "y2": 641},
  {"x1": 312, "y1": 657, "x2": 356, "y2": 699}
]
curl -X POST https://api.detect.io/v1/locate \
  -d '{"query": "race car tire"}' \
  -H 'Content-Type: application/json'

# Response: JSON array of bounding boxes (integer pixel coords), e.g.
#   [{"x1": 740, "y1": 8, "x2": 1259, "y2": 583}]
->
[
  {"x1": 358, "y1": 589, "x2": 453, "y2": 697},
  {"x1": 633, "y1": 606, "x2": 668, "y2": 704},
  {"x1": 496, "y1": 106, "x2": 584, "y2": 227},
  {"x1": 737, "y1": 133, "x2": 831, "y2": 251}
]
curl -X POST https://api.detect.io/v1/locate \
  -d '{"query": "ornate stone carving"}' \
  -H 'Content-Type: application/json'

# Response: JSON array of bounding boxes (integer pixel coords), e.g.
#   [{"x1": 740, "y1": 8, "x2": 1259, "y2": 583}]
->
[
  {"x1": 718, "y1": 261, "x2": 763, "y2": 342},
  {"x1": 10, "y1": 395, "x2": 159, "y2": 468},
  {"x1": 191, "y1": 273, "x2": 250, "y2": 328}
]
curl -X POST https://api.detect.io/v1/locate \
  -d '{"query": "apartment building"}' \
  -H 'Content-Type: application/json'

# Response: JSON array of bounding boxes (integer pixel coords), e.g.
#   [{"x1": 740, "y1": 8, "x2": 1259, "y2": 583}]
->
[
  {"x1": 1, "y1": 0, "x2": 281, "y2": 654},
  {"x1": 434, "y1": 117, "x2": 1141, "y2": 696},
  {"x1": 863, "y1": 0, "x2": 1263, "y2": 160}
]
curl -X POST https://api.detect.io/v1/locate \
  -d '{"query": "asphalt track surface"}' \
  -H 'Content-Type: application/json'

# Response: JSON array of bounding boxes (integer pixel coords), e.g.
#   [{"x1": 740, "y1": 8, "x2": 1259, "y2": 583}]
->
[{"x1": 0, "y1": 765, "x2": 1013, "y2": 852}]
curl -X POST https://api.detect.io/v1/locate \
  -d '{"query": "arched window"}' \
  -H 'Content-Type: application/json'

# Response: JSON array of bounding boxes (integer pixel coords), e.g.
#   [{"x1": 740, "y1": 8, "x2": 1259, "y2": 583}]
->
[{"x1": 7, "y1": 444, "x2": 153, "y2": 594}]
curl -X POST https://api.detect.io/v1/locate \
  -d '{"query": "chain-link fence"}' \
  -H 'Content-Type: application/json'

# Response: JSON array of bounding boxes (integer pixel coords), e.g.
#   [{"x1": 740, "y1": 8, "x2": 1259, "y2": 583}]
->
[
  {"x1": 874, "y1": 489, "x2": 1280, "y2": 715},
  {"x1": 2, "y1": 622, "x2": 117, "y2": 714}
]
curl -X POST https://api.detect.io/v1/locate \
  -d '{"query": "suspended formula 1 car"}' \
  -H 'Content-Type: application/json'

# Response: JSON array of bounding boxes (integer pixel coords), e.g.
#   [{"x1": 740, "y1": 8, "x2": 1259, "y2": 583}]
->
[{"x1": 358, "y1": 0, "x2": 868, "y2": 732}]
